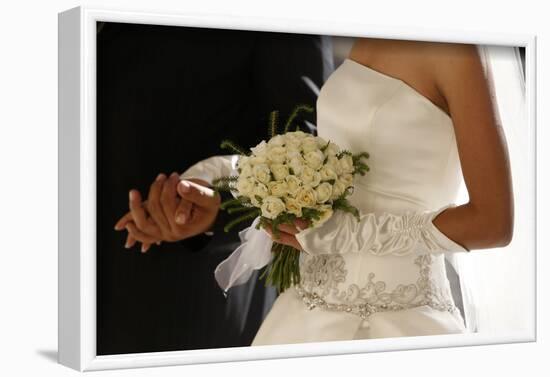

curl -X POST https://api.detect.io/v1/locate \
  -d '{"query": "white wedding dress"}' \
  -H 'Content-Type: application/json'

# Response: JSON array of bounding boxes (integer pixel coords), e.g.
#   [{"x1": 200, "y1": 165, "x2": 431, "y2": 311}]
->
[{"x1": 250, "y1": 58, "x2": 468, "y2": 345}]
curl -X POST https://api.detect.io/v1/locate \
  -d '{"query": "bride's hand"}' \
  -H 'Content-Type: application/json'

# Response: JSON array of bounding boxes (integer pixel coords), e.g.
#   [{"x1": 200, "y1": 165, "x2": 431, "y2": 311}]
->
[{"x1": 263, "y1": 219, "x2": 309, "y2": 251}]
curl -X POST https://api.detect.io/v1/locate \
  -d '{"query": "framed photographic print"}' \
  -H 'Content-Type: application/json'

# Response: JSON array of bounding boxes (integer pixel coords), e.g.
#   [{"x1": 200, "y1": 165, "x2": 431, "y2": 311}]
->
[{"x1": 58, "y1": 5, "x2": 536, "y2": 371}]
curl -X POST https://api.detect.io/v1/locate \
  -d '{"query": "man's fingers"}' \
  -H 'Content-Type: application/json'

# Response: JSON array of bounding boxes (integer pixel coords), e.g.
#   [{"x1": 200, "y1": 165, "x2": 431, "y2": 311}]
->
[
  {"x1": 129, "y1": 190, "x2": 148, "y2": 228},
  {"x1": 125, "y1": 233, "x2": 137, "y2": 249},
  {"x1": 175, "y1": 199, "x2": 193, "y2": 225},
  {"x1": 115, "y1": 211, "x2": 133, "y2": 231},
  {"x1": 160, "y1": 172, "x2": 181, "y2": 231},
  {"x1": 147, "y1": 173, "x2": 171, "y2": 233},
  {"x1": 177, "y1": 180, "x2": 219, "y2": 209},
  {"x1": 126, "y1": 222, "x2": 159, "y2": 244}
]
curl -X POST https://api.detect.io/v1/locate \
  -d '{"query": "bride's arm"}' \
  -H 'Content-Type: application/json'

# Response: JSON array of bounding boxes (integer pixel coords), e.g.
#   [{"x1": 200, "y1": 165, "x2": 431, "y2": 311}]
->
[
  {"x1": 290, "y1": 44, "x2": 513, "y2": 256},
  {"x1": 429, "y1": 44, "x2": 514, "y2": 251}
]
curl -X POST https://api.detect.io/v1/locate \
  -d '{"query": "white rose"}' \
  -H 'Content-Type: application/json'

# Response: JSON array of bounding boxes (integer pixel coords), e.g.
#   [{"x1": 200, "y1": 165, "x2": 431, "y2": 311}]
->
[
  {"x1": 312, "y1": 205, "x2": 334, "y2": 227},
  {"x1": 268, "y1": 181, "x2": 288, "y2": 197},
  {"x1": 284, "y1": 175, "x2": 302, "y2": 196},
  {"x1": 270, "y1": 163, "x2": 289, "y2": 181},
  {"x1": 319, "y1": 164, "x2": 338, "y2": 181},
  {"x1": 268, "y1": 134, "x2": 285, "y2": 147},
  {"x1": 237, "y1": 156, "x2": 250, "y2": 168},
  {"x1": 296, "y1": 186, "x2": 317, "y2": 208},
  {"x1": 267, "y1": 146, "x2": 287, "y2": 164},
  {"x1": 303, "y1": 150, "x2": 325, "y2": 170},
  {"x1": 284, "y1": 197, "x2": 303, "y2": 217},
  {"x1": 323, "y1": 142, "x2": 340, "y2": 157},
  {"x1": 285, "y1": 136, "x2": 302, "y2": 149},
  {"x1": 236, "y1": 176, "x2": 256, "y2": 196},
  {"x1": 253, "y1": 164, "x2": 271, "y2": 184},
  {"x1": 315, "y1": 182, "x2": 333, "y2": 203},
  {"x1": 250, "y1": 140, "x2": 268, "y2": 155},
  {"x1": 331, "y1": 180, "x2": 347, "y2": 199},
  {"x1": 301, "y1": 137, "x2": 319, "y2": 153},
  {"x1": 288, "y1": 156, "x2": 305, "y2": 176},
  {"x1": 249, "y1": 155, "x2": 268, "y2": 165},
  {"x1": 253, "y1": 183, "x2": 269, "y2": 199},
  {"x1": 239, "y1": 162, "x2": 253, "y2": 178},
  {"x1": 261, "y1": 196, "x2": 286, "y2": 219},
  {"x1": 300, "y1": 166, "x2": 321, "y2": 187},
  {"x1": 339, "y1": 173, "x2": 354, "y2": 188},
  {"x1": 290, "y1": 130, "x2": 308, "y2": 139},
  {"x1": 326, "y1": 155, "x2": 342, "y2": 175},
  {"x1": 339, "y1": 154, "x2": 355, "y2": 174},
  {"x1": 315, "y1": 136, "x2": 328, "y2": 148},
  {"x1": 286, "y1": 146, "x2": 301, "y2": 160}
]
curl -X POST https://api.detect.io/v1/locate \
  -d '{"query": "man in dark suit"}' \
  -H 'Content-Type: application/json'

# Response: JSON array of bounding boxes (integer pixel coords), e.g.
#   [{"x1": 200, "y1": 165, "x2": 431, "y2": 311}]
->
[{"x1": 96, "y1": 22, "x2": 332, "y2": 355}]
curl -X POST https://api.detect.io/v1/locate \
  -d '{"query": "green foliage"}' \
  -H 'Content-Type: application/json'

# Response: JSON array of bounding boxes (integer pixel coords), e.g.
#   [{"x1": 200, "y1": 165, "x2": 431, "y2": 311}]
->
[
  {"x1": 259, "y1": 244, "x2": 301, "y2": 293},
  {"x1": 220, "y1": 140, "x2": 249, "y2": 156},
  {"x1": 302, "y1": 207, "x2": 322, "y2": 223},
  {"x1": 336, "y1": 150, "x2": 353, "y2": 159},
  {"x1": 283, "y1": 104, "x2": 314, "y2": 133},
  {"x1": 352, "y1": 151, "x2": 370, "y2": 176},
  {"x1": 333, "y1": 196, "x2": 360, "y2": 221},
  {"x1": 320, "y1": 140, "x2": 331, "y2": 152},
  {"x1": 268, "y1": 110, "x2": 280, "y2": 138},
  {"x1": 223, "y1": 209, "x2": 261, "y2": 233}
]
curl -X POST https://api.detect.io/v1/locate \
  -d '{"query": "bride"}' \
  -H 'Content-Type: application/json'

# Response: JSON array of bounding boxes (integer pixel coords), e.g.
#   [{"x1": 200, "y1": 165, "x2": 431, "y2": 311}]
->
[{"x1": 116, "y1": 38, "x2": 514, "y2": 344}]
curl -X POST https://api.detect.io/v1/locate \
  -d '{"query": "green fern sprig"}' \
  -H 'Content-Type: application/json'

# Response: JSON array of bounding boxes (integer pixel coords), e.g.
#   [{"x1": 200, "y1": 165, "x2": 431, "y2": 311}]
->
[
  {"x1": 336, "y1": 150, "x2": 353, "y2": 159},
  {"x1": 283, "y1": 104, "x2": 314, "y2": 133},
  {"x1": 333, "y1": 196, "x2": 360, "y2": 221},
  {"x1": 352, "y1": 152, "x2": 370, "y2": 176},
  {"x1": 223, "y1": 209, "x2": 261, "y2": 233},
  {"x1": 220, "y1": 140, "x2": 249, "y2": 156},
  {"x1": 268, "y1": 110, "x2": 280, "y2": 138}
]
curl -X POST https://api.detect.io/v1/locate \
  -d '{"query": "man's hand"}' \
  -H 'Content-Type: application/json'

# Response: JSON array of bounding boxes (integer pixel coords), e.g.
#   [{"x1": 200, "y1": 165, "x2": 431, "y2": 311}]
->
[{"x1": 114, "y1": 173, "x2": 221, "y2": 252}]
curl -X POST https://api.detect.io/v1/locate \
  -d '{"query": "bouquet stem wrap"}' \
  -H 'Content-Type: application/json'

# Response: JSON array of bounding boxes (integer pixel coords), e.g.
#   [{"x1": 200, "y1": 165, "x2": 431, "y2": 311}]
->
[{"x1": 214, "y1": 217, "x2": 274, "y2": 294}]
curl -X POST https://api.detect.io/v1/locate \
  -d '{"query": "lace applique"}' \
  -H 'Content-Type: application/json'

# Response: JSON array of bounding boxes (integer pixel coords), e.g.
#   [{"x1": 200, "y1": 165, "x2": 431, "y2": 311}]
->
[{"x1": 295, "y1": 253, "x2": 458, "y2": 320}]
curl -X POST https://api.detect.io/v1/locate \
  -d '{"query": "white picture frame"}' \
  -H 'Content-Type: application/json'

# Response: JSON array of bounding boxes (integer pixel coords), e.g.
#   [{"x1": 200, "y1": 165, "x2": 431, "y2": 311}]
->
[{"x1": 58, "y1": 5, "x2": 537, "y2": 371}]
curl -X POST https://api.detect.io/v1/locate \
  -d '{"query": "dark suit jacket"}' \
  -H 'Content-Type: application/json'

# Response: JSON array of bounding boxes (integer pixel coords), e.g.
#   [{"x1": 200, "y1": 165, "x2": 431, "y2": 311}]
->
[{"x1": 96, "y1": 22, "x2": 330, "y2": 355}]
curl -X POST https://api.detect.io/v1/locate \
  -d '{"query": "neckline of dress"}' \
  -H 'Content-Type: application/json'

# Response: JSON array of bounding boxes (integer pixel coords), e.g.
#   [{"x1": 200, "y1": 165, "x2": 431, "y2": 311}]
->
[{"x1": 344, "y1": 58, "x2": 452, "y2": 120}]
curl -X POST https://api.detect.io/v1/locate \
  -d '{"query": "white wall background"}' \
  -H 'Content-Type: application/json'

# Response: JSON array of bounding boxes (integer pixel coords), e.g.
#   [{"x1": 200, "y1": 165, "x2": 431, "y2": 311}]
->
[{"x1": 0, "y1": 0, "x2": 547, "y2": 376}]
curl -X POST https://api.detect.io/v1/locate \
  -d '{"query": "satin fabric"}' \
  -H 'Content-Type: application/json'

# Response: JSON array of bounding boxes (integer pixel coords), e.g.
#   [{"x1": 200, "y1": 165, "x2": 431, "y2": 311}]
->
[{"x1": 252, "y1": 59, "x2": 468, "y2": 346}]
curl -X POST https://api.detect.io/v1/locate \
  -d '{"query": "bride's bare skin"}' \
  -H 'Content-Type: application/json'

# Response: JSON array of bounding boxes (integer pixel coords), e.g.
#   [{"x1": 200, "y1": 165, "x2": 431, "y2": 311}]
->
[{"x1": 118, "y1": 38, "x2": 514, "y2": 253}]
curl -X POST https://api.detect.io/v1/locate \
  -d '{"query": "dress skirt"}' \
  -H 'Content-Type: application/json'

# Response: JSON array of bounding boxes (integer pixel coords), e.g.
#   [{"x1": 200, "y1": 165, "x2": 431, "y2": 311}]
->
[{"x1": 251, "y1": 287, "x2": 467, "y2": 346}]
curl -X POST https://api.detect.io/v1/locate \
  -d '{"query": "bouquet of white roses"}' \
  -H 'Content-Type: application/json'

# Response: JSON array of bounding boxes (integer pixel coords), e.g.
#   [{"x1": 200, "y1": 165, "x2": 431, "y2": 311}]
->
[{"x1": 213, "y1": 105, "x2": 369, "y2": 293}]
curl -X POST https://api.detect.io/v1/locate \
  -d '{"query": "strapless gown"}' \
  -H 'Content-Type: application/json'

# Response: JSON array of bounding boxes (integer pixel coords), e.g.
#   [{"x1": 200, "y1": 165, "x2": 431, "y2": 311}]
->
[{"x1": 251, "y1": 59, "x2": 468, "y2": 345}]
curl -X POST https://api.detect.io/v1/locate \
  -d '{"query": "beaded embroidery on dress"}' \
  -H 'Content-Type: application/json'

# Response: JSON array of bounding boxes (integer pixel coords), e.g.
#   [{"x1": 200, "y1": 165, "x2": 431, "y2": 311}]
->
[
  {"x1": 296, "y1": 253, "x2": 459, "y2": 320},
  {"x1": 251, "y1": 59, "x2": 468, "y2": 346}
]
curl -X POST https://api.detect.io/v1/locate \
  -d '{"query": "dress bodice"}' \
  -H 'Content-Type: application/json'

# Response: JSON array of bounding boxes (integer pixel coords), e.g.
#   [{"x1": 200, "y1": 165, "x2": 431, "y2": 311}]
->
[
  {"x1": 296, "y1": 59, "x2": 464, "y2": 323},
  {"x1": 317, "y1": 59, "x2": 463, "y2": 211}
]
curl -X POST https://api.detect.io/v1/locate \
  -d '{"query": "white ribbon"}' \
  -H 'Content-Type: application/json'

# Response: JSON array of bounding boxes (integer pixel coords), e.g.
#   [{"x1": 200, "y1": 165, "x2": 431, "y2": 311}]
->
[{"x1": 214, "y1": 217, "x2": 274, "y2": 294}]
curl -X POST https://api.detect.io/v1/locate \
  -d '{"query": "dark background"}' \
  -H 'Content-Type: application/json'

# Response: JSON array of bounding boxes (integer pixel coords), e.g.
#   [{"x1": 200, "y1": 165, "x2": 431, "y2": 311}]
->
[{"x1": 96, "y1": 22, "x2": 331, "y2": 355}]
